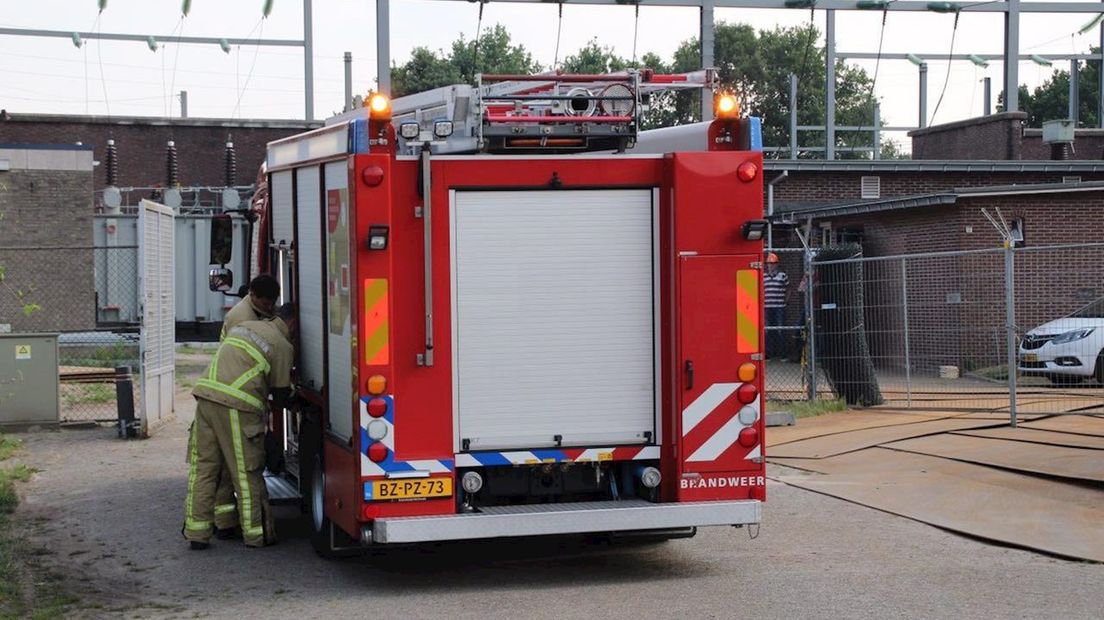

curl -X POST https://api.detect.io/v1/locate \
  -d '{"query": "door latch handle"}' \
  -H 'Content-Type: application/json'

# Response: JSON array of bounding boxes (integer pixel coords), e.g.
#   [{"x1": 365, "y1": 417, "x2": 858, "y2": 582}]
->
[{"x1": 685, "y1": 360, "x2": 694, "y2": 390}]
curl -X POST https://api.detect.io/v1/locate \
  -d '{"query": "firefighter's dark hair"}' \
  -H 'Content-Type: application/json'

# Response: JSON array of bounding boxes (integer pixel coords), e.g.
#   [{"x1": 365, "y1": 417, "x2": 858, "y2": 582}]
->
[
  {"x1": 249, "y1": 274, "x2": 280, "y2": 301},
  {"x1": 274, "y1": 303, "x2": 296, "y2": 321}
]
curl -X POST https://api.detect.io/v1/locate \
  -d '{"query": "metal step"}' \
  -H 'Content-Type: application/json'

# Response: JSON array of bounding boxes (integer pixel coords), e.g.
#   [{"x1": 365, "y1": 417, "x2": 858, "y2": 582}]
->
[{"x1": 264, "y1": 473, "x2": 301, "y2": 505}]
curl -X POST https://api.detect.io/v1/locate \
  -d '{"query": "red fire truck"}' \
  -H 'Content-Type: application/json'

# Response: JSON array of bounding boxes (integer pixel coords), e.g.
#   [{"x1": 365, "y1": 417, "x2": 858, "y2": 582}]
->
[{"x1": 226, "y1": 71, "x2": 768, "y2": 556}]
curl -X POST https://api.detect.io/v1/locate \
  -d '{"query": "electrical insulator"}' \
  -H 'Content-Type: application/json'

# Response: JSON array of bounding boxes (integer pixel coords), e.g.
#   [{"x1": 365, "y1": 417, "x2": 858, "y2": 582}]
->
[
  {"x1": 105, "y1": 138, "x2": 118, "y2": 187},
  {"x1": 224, "y1": 138, "x2": 237, "y2": 187},
  {"x1": 166, "y1": 140, "x2": 179, "y2": 187}
]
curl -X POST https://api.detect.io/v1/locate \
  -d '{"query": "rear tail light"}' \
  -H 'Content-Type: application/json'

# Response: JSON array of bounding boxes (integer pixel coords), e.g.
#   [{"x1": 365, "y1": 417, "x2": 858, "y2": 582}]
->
[
  {"x1": 366, "y1": 397, "x2": 388, "y2": 418},
  {"x1": 738, "y1": 427, "x2": 759, "y2": 448},
  {"x1": 737, "y1": 160, "x2": 758, "y2": 183},
  {"x1": 367, "y1": 442, "x2": 388, "y2": 462},
  {"x1": 738, "y1": 405, "x2": 759, "y2": 426},
  {"x1": 736, "y1": 383, "x2": 758, "y2": 404}
]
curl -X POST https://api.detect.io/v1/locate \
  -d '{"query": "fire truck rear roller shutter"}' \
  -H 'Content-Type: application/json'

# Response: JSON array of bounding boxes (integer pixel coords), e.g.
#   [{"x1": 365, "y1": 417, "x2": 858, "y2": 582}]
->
[{"x1": 452, "y1": 189, "x2": 657, "y2": 451}]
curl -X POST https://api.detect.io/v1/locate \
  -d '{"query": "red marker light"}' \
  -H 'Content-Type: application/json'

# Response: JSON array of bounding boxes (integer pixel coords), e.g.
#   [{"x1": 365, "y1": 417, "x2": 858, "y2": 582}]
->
[
  {"x1": 367, "y1": 398, "x2": 388, "y2": 418},
  {"x1": 737, "y1": 383, "x2": 758, "y2": 404},
  {"x1": 737, "y1": 161, "x2": 758, "y2": 183},
  {"x1": 738, "y1": 426, "x2": 759, "y2": 448},
  {"x1": 367, "y1": 442, "x2": 388, "y2": 463}
]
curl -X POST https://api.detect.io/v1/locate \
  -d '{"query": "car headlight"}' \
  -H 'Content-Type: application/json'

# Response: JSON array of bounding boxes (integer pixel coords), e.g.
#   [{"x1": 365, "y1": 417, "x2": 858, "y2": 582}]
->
[{"x1": 1050, "y1": 328, "x2": 1095, "y2": 345}]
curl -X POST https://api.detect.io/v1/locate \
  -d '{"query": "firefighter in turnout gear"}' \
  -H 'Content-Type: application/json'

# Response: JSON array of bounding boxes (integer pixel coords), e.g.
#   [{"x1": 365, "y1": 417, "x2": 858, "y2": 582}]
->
[
  {"x1": 210, "y1": 274, "x2": 280, "y2": 538},
  {"x1": 184, "y1": 303, "x2": 295, "y2": 549}
]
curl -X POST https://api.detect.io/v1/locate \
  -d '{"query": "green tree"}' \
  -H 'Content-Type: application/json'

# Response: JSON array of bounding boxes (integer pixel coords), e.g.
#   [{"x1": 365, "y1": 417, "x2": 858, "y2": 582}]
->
[
  {"x1": 1012, "y1": 51, "x2": 1101, "y2": 127},
  {"x1": 392, "y1": 25, "x2": 541, "y2": 97},
  {"x1": 661, "y1": 22, "x2": 882, "y2": 158},
  {"x1": 560, "y1": 40, "x2": 630, "y2": 74}
]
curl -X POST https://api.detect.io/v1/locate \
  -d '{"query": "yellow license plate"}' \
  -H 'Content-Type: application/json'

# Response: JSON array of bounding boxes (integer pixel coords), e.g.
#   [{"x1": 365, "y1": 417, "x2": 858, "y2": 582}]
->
[
  {"x1": 1022, "y1": 353, "x2": 1038, "y2": 363},
  {"x1": 367, "y1": 478, "x2": 452, "y2": 501}
]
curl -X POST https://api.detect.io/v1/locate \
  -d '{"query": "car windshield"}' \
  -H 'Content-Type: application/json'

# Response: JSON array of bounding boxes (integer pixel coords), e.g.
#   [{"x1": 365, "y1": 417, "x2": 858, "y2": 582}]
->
[{"x1": 1072, "y1": 298, "x2": 1104, "y2": 318}]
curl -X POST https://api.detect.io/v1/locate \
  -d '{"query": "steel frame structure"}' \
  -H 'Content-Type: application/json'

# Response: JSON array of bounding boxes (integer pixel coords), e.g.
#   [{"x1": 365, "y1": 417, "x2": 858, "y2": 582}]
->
[
  {"x1": 387, "y1": 0, "x2": 1104, "y2": 158},
  {"x1": 0, "y1": 0, "x2": 316, "y2": 120}
]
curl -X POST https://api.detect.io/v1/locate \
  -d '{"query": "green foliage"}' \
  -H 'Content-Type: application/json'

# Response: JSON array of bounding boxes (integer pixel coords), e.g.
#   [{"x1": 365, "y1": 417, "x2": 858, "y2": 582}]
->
[
  {"x1": 767, "y1": 398, "x2": 847, "y2": 418},
  {"x1": 392, "y1": 25, "x2": 541, "y2": 97},
  {"x1": 560, "y1": 40, "x2": 631, "y2": 74},
  {"x1": 996, "y1": 48, "x2": 1101, "y2": 128},
  {"x1": 0, "y1": 436, "x2": 19, "y2": 463},
  {"x1": 63, "y1": 384, "x2": 116, "y2": 407}
]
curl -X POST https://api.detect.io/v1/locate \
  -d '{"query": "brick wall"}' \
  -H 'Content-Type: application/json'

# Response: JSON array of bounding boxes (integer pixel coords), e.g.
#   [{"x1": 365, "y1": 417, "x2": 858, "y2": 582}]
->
[
  {"x1": 791, "y1": 193, "x2": 1104, "y2": 376},
  {"x1": 0, "y1": 154, "x2": 95, "y2": 332},
  {"x1": 770, "y1": 170, "x2": 1104, "y2": 206},
  {"x1": 0, "y1": 114, "x2": 319, "y2": 191},
  {"x1": 909, "y1": 113, "x2": 1026, "y2": 160},
  {"x1": 1022, "y1": 128, "x2": 1104, "y2": 161}
]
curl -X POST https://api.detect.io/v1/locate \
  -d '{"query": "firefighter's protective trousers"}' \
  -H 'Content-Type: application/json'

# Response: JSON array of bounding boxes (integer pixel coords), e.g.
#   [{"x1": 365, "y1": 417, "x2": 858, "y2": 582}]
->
[{"x1": 184, "y1": 398, "x2": 275, "y2": 547}]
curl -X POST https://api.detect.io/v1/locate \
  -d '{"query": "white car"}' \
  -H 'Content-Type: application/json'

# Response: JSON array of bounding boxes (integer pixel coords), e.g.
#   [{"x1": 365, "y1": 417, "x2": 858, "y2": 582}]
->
[{"x1": 1018, "y1": 298, "x2": 1104, "y2": 385}]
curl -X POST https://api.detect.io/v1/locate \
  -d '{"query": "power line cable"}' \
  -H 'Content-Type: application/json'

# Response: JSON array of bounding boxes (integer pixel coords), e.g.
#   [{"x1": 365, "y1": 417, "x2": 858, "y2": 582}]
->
[
  {"x1": 94, "y1": 11, "x2": 110, "y2": 117},
  {"x1": 841, "y1": 8, "x2": 888, "y2": 159},
  {"x1": 472, "y1": 0, "x2": 487, "y2": 78},
  {"x1": 553, "y1": 2, "x2": 563, "y2": 69},
  {"x1": 169, "y1": 17, "x2": 186, "y2": 117},
  {"x1": 232, "y1": 17, "x2": 265, "y2": 119},
  {"x1": 929, "y1": 10, "x2": 960, "y2": 126},
  {"x1": 632, "y1": 4, "x2": 641, "y2": 65}
]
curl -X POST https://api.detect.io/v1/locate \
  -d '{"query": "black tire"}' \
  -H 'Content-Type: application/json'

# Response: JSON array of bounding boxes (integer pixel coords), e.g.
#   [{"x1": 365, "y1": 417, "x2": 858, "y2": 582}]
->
[
  {"x1": 1046, "y1": 374, "x2": 1084, "y2": 386},
  {"x1": 307, "y1": 454, "x2": 361, "y2": 558},
  {"x1": 1095, "y1": 350, "x2": 1104, "y2": 385}
]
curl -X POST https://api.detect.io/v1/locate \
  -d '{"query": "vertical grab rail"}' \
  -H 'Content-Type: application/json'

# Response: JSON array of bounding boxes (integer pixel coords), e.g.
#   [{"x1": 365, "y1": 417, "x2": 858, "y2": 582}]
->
[{"x1": 418, "y1": 149, "x2": 435, "y2": 367}]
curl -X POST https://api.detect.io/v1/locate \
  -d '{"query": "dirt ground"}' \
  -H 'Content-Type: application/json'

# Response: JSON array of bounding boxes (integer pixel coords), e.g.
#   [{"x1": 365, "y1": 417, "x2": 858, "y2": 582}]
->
[{"x1": 6, "y1": 401, "x2": 1103, "y2": 619}]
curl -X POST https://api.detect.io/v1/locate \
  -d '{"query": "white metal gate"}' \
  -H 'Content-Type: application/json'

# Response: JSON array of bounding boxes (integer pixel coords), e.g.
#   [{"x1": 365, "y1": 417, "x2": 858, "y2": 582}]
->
[{"x1": 138, "y1": 199, "x2": 176, "y2": 434}]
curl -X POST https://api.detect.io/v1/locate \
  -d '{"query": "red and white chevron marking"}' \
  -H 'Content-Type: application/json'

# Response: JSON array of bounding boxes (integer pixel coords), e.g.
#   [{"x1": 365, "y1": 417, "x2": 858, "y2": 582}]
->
[{"x1": 681, "y1": 382, "x2": 760, "y2": 463}]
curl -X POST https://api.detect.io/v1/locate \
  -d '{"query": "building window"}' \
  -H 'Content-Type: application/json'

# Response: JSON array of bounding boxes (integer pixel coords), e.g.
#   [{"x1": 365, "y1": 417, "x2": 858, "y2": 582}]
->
[{"x1": 860, "y1": 176, "x2": 881, "y2": 199}]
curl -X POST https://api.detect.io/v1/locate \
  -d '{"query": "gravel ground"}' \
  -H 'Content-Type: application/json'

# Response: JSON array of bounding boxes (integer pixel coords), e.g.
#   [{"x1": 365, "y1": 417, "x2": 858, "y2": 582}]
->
[{"x1": 8, "y1": 399, "x2": 1103, "y2": 620}]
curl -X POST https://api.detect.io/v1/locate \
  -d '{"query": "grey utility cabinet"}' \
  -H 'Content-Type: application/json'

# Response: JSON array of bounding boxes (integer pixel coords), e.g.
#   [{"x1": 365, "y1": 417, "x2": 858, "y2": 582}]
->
[{"x1": 0, "y1": 334, "x2": 59, "y2": 426}]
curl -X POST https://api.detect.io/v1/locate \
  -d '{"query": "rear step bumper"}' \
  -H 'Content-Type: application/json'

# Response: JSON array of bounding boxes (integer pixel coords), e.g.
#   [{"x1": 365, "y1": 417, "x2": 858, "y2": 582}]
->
[{"x1": 366, "y1": 499, "x2": 761, "y2": 544}]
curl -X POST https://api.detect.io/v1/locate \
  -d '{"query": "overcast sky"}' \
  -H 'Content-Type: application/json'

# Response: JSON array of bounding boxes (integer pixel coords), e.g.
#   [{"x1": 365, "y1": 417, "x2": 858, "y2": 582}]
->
[{"x1": 2, "y1": 1, "x2": 1102, "y2": 151}]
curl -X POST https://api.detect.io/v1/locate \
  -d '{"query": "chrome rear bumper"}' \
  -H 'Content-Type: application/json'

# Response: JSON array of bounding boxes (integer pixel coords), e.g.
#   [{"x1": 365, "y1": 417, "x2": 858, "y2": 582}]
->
[{"x1": 365, "y1": 499, "x2": 761, "y2": 544}]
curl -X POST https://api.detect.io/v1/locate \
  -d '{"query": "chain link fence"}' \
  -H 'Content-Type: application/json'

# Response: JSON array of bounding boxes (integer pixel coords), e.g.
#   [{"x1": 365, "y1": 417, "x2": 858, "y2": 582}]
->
[
  {"x1": 766, "y1": 241, "x2": 1104, "y2": 421},
  {"x1": 0, "y1": 245, "x2": 143, "y2": 424}
]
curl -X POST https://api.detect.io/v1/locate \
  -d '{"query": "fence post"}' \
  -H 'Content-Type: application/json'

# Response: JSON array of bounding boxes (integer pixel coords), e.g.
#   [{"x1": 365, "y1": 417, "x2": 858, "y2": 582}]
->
[
  {"x1": 805, "y1": 244, "x2": 817, "y2": 401},
  {"x1": 901, "y1": 258, "x2": 912, "y2": 408},
  {"x1": 1005, "y1": 243, "x2": 1018, "y2": 427}
]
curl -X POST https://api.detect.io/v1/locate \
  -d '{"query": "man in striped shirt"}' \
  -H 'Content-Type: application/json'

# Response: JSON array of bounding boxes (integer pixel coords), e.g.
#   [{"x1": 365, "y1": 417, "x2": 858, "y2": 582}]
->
[{"x1": 763, "y1": 253, "x2": 789, "y2": 359}]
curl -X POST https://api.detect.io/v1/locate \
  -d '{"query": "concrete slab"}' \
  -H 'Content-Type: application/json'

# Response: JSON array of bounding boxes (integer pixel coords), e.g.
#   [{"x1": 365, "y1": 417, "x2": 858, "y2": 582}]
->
[
  {"x1": 766, "y1": 410, "x2": 957, "y2": 448},
  {"x1": 774, "y1": 448, "x2": 1104, "y2": 562},
  {"x1": 884, "y1": 433, "x2": 1104, "y2": 483},
  {"x1": 765, "y1": 412, "x2": 796, "y2": 427},
  {"x1": 768, "y1": 417, "x2": 1008, "y2": 459},
  {"x1": 1021, "y1": 415, "x2": 1104, "y2": 438},
  {"x1": 952, "y1": 427, "x2": 1104, "y2": 451}
]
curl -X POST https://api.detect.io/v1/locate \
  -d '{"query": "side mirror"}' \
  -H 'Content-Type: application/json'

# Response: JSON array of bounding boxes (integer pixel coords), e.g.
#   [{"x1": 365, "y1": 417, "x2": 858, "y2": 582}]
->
[
  {"x1": 209, "y1": 267, "x2": 234, "y2": 293},
  {"x1": 210, "y1": 214, "x2": 234, "y2": 265}
]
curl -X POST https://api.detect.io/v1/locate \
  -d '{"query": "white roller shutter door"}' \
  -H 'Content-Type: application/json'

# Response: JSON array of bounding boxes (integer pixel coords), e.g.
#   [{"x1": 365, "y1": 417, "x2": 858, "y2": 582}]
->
[
  {"x1": 452, "y1": 189, "x2": 656, "y2": 450},
  {"x1": 295, "y1": 166, "x2": 325, "y2": 392}
]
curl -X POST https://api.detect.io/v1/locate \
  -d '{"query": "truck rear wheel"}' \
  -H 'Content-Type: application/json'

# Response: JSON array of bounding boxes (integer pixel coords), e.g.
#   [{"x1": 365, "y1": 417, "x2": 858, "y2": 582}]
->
[{"x1": 308, "y1": 455, "x2": 361, "y2": 558}]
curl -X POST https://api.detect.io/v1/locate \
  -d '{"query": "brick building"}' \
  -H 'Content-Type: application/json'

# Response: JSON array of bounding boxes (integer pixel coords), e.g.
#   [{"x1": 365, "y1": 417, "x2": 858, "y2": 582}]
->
[
  {"x1": 0, "y1": 145, "x2": 95, "y2": 332},
  {"x1": 765, "y1": 135, "x2": 1104, "y2": 373},
  {"x1": 0, "y1": 113, "x2": 319, "y2": 191}
]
